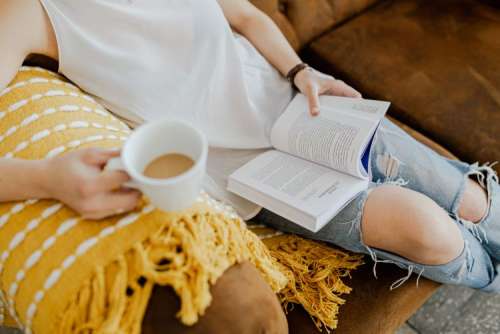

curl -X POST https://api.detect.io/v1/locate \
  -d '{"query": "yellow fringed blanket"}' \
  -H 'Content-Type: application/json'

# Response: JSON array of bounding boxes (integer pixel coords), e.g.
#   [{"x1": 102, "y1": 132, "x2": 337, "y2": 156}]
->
[{"x1": 0, "y1": 67, "x2": 363, "y2": 333}]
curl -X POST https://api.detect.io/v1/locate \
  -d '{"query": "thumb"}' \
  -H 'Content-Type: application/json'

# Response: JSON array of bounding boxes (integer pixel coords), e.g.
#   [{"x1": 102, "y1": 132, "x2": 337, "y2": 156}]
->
[{"x1": 305, "y1": 84, "x2": 320, "y2": 116}]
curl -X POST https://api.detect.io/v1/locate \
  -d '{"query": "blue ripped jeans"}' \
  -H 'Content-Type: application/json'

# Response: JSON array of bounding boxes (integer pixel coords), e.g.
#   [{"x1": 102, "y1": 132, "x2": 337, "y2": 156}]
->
[{"x1": 254, "y1": 118, "x2": 500, "y2": 292}]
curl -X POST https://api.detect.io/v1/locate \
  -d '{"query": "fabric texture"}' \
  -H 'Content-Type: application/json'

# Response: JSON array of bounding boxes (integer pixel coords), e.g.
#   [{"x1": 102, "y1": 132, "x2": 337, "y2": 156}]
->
[{"x1": 0, "y1": 67, "x2": 363, "y2": 333}]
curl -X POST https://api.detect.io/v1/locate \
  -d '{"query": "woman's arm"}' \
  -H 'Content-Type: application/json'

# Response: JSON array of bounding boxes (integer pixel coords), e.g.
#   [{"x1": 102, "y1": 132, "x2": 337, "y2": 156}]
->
[
  {"x1": 0, "y1": 1, "x2": 32, "y2": 89},
  {"x1": 217, "y1": 0, "x2": 361, "y2": 115},
  {"x1": 0, "y1": 1, "x2": 139, "y2": 219},
  {"x1": 0, "y1": 150, "x2": 141, "y2": 219},
  {"x1": 217, "y1": 0, "x2": 300, "y2": 78},
  {"x1": 0, "y1": 1, "x2": 47, "y2": 200},
  {"x1": 0, "y1": 159, "x2": 50, "y2": 201}
]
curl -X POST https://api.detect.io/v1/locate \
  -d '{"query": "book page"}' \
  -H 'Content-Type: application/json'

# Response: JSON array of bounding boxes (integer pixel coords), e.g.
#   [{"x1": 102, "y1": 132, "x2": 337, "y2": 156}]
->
[
  {"x1": 271, "y1": 95, "x2": 388, "y2": 177},
  {"x1": 316, "y1": 94, "x2": 389, "y2": 122},
  {"x1": 228, "y1": 150, "x2": 368, "y2": 224}
]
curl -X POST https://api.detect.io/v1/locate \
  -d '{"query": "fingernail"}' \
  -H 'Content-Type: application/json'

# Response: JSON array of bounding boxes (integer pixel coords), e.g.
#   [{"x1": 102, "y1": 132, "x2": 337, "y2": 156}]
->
[{"x1": 313, "y1": 107, "x2": 320, "y2": 116}]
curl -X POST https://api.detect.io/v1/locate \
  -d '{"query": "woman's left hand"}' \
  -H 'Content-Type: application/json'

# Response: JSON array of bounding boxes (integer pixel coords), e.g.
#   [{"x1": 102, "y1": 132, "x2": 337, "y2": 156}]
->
[{"x1": 293, "y1": 67, "x2": 362, "y2": 116}]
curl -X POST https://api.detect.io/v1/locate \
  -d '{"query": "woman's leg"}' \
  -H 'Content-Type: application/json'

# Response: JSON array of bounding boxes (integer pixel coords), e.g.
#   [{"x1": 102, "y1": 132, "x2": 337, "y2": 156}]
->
[
  {"x1": 142, "y1": 262, "x2": 288, "y2": 334},
  {"x1": 254, "y1": 118, "x2": 500, "y2": 291},
  {"x1": 369, "y1": 119, "x2": 486, "y2": 219},
  {"x1": 256, "y1": 186, "x2": 498, "y2": 291},
  {"x1": 457, "y1": 178, "x2": 489, "y2": 223},
  {"x1": 362, "y1": 185, "x2": 463, "y2": 266},
  {"x1": 371, "y1": 119, "x2": 500, "y2": 260}
]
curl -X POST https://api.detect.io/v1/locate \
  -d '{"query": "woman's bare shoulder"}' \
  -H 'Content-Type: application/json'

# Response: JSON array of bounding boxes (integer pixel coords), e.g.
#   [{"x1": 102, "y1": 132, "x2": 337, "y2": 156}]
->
[
  {"x1": 0, "y1": 0, "x2": 58, "y2": 89},
  {"x1": 0, "y1": 0, "x2": 58, "y2": 60}
]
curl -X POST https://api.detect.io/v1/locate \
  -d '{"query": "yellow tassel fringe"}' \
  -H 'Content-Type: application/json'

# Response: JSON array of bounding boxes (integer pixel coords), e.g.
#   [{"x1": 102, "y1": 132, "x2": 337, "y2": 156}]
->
[
  {"x1": 58, "y1": 211, "x2": 363, "y2": 333},
  {"x1": 57, "y1": 211, "x2": 288, "y2": 333},
  {"x1": 263, "y1": 235, "x2": 364, "y2": 332}
]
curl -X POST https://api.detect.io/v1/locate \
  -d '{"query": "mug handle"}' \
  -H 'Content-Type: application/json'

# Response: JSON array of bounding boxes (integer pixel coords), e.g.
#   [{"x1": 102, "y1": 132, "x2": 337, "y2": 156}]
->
[{"x1": 105, "y1": 157, "x2": 140, "y2": 189}]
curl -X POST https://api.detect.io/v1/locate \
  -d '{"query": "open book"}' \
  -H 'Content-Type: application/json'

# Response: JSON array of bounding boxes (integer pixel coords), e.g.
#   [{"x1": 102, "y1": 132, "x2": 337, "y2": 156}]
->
[{"x1": 227, "y1": 94, "x2": 390, "y2": 232}]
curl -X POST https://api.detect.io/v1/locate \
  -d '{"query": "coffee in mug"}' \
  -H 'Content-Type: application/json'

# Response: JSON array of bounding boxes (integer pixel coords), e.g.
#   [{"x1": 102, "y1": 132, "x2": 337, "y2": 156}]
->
[
  {"x1": 105, "y1": 119, "x2": 207, "y2": 211},
  {"x1": 143, "y1": 153, "x2": 194, "y2": 179}
]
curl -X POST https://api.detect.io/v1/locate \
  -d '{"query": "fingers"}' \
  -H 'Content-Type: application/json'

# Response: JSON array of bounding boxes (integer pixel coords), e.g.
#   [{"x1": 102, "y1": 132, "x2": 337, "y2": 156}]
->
[
  {"x1": 82, "y1": 148, "x2": 121, "y2": 166},
  {"x1": 326, "y1": 79, "x2": 362, "y2": 98},
  {"x1": 80, "y1": 189, "x2": 141, "y2": 220},
  {"x1": 305, "y1": 84, "x2": 320, "y2": 116},
  {"x1": 94, "y1": 170, "x2": 132, "y2": 192}
]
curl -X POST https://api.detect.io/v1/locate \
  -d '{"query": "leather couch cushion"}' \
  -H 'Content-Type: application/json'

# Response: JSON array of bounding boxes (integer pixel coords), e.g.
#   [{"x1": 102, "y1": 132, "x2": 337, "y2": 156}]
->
[
  {"x1": 250, "y1": 0, "x2": 378, "y2": 48},
  {"x1": 306, "y1": 0, "x2": 500, "y2": 172}
]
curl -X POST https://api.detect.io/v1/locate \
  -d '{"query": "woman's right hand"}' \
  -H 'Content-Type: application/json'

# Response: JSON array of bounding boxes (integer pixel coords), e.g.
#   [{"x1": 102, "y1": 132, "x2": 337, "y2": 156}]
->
[{"x1": 42, "y1": 148, "x2": 141, "y2": 219}]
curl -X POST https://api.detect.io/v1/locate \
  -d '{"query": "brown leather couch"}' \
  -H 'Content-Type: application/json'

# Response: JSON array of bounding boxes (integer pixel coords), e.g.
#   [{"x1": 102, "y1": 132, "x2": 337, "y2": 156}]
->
[{"x1": 251, "y1": 0, "x2": 500, "y2": 333}]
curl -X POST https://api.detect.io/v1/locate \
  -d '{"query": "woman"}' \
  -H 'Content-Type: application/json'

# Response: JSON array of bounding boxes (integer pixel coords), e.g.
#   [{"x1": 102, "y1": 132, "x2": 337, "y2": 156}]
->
[{"x1": 1, "y1": 0, "x2": 499, "y2": 330}]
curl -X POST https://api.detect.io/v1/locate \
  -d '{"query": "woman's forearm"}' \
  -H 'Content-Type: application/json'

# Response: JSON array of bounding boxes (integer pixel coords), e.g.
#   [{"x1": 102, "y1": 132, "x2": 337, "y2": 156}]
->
[
  {"x1": 218, "y1": 0, "x2": 301, "y2": 76},
  {"x1": 241, "y1": 11, "x2": 301, "y2": 75},
  {"x1": 220, "y1": 0, "x2": 361, "y2": 115},
  {"x1": 0, "y1": 158, "x2": 50, "y2": 202},
  {"x1": 237, "y1": 12, "x2": 301, "y2": 76},
  {"x1": 0, "y1": 149, "x2": 142, "y2": 219}
]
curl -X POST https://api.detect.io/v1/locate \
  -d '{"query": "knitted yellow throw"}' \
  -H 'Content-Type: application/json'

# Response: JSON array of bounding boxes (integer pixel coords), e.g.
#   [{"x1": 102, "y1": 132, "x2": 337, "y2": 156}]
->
[{"x1": 0, "y1": 67, "x2": 363, "y2": 333}]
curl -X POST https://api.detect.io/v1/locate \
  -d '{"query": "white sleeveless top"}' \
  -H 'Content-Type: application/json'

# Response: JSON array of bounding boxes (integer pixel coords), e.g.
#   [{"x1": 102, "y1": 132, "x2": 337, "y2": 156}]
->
[{"x1": 39, "y1": 0, "x2": 293, "y2": 218}]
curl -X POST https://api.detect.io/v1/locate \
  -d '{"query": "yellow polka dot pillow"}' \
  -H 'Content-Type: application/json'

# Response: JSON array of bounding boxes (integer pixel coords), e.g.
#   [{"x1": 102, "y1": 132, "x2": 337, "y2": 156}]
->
[{"x1": 0, "y1": 67, "x2": 362, "y2": 333}]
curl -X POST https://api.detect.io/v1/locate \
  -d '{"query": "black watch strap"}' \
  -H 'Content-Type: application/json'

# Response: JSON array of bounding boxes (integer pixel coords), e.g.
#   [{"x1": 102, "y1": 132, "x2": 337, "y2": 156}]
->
[{"x1": 286, "y1": 63, "x2": 309, "y2": 90}]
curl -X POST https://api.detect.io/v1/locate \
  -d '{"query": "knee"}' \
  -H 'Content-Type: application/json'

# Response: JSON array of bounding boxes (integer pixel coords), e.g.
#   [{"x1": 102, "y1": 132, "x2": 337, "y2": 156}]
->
[
  {"x1": 362, "y1": 186, "x2": 464, "y2": 265},
  {"x1": 458, "y1": 178, "x2": 489, "y2": 223}
]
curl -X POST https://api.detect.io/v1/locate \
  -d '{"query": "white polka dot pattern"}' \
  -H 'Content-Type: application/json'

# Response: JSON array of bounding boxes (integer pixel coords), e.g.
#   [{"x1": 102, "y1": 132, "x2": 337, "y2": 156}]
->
[
  {"x1": 4, "y1": 217, "x2": 81, "y2": 330},
  {"x1": 0, "y1": 203, "x2": 63, "y2": 328},
  {"x1": 0, "y1": 90, "x2": 100, "y2": 121},
  {"x1": 0, "y1": 104, "x2": 130, "y2": 145},
  {"x1": 23, "y1": 205, "x2": 155, "y2": 333},
  {"x1": 0, "y1": 77, "x2": 75, "y2": 100}
]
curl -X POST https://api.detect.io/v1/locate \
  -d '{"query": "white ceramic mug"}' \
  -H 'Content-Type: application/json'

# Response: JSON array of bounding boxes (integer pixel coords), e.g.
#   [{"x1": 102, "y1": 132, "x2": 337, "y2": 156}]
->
[{"x1": 106, "y1": 119, "x2": 208, "y2": 211}]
